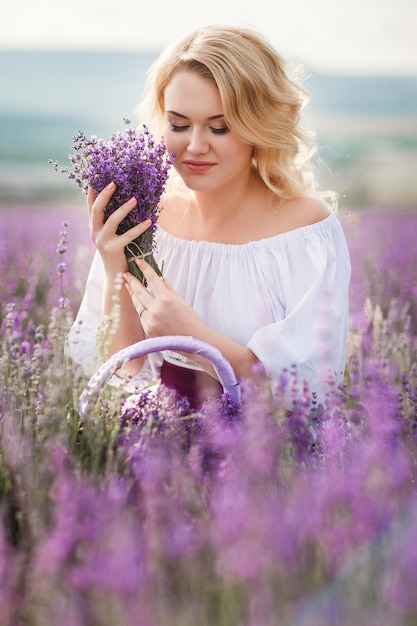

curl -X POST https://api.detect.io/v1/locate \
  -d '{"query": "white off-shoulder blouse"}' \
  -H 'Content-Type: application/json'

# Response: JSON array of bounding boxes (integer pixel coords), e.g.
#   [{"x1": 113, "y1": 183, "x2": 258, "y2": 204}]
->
[{"x1": 68, "y1": 211, "x2": 351, "y2": 404}]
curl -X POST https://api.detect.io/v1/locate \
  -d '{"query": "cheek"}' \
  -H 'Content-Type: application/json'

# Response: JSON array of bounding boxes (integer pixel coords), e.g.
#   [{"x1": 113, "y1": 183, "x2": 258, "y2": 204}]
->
[
  {"x1": 164, "y1": 132, "x2": 183, "y2": 157},
  {"x1": 223, "y1": 134, "x2": 253, "y2": 159},
  {"x1": 225, "y1": 143, "x2": 253, "y2": 169}
]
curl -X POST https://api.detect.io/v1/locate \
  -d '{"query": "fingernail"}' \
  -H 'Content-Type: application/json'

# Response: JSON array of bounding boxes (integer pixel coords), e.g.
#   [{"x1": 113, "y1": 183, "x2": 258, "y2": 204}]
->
[
  {"x1": 128, "y1": 197, "x2": 137, "y2": 206},
  {"x1": 107, "y1": 181, "x2": 115, "y2": 189}
]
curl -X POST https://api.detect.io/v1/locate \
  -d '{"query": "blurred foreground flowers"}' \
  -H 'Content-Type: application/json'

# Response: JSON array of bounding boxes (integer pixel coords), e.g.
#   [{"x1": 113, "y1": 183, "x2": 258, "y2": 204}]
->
[{"x1": 0, "y1": 208, "x2": 416, "y2": 626}]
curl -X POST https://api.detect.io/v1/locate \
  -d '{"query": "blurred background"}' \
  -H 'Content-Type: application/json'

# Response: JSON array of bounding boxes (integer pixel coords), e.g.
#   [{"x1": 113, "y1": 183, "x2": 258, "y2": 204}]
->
[{"x1": 1, "y1": 0, "x2": 416, "y2": 212}]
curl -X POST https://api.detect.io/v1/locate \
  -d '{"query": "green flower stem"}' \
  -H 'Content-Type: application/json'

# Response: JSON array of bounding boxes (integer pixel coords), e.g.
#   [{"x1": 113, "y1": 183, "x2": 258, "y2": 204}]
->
[{"x1": 125, "y1": 237, "x2": 162, "y2": 286}]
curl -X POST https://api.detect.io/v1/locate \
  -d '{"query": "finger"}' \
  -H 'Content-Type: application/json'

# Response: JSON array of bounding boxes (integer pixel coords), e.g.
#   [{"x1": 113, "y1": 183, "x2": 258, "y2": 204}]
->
[
  {"x1": 91, "y1": 181, "x2": 115, "y2": 210},
  {"x1": 91, "y1": 193, "x2": 143, "y2": 239},
  {"x1": 89, "y1": 182, "x2": 116, "y2": 231},
  {"x1": 102, "y1": 196, "x2": 137, "y2": 233},
  {"x1": 117, "y1": 219, "x2": 152, "y2": 248},
  {"x1": 124, "y1": 282, "x2": 146, "y2": 320},
  {"x1": 123, "y1": 271, "x2": 154, "y2": 309},
  {"x1": 87, "y1": 186, "x2": 97, "y2": 212},
  {"x1": 134, "y1": 259, "x2": 167, "y2": 296}
]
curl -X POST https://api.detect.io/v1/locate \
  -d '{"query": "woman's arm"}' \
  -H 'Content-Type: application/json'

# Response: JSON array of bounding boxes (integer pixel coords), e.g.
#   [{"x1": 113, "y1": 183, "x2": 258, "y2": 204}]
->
[{"x1": 88, "y1": 183, "x2": 153, "y2": 375}]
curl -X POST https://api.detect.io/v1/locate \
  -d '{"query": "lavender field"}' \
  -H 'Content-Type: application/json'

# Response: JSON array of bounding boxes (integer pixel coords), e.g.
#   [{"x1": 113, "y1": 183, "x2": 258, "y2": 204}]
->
[{"x1": 1, "y1": 204, "x2": 417, "y2": 626}]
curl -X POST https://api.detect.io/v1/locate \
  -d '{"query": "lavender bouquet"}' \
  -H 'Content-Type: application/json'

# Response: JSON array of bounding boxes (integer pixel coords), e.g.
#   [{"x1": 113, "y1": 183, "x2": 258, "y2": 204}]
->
[{"x1": 51, "y1": 119, "x2": 174, "y2": 284}]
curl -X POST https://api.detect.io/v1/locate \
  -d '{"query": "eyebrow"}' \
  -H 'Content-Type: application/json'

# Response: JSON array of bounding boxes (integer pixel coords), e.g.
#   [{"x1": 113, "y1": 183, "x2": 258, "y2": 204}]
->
[{"x1": 166, "y1": 110, "x2": 225, "y2": 121}]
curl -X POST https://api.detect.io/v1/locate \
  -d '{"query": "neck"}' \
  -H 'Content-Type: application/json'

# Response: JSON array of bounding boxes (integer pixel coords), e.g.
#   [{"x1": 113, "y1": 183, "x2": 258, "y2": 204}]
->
[
  {"x1": 181, "y1": 172, "x2": 276, "y2": 244},
  {"x1": 192, "y1": 170, "x2": 264, "y2": 222}
]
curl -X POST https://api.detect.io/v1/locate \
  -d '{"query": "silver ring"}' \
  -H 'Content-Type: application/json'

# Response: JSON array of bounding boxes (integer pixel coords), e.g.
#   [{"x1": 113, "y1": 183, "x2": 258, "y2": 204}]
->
[{"x1": 139, "y1": 307, "x2": 146, "y2": 318}]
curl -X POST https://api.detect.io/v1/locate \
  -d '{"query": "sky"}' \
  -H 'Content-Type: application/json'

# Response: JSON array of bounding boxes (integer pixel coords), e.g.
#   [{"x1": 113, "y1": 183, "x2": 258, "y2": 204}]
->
[{"x1": 1, "y1": 0, "x2": 416, "y2": 75}]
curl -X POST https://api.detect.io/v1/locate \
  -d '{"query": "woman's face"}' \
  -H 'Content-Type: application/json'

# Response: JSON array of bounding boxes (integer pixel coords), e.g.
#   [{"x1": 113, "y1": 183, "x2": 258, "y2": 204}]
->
[{"x1": 163, "y1": 70, "x2": 253, "y2": 193}]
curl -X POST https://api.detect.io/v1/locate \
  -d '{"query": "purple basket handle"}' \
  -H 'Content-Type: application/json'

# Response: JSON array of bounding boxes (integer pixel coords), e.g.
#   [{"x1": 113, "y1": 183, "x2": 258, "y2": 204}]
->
[{"x1": 78, "y1": 335, "x2": 240, "y2": 420}]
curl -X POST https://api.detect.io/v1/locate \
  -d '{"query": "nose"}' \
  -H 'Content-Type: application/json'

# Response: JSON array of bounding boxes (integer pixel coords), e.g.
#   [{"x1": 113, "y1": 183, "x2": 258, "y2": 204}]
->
[{"x1": 187, "y1": 128, "x2": 209, "y2": 155}]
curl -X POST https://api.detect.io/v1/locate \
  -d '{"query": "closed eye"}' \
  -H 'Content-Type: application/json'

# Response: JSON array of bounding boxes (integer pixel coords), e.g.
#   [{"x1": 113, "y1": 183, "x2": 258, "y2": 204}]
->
[
  {"x1": 170, "y1": 123, "x2": 189, "y2": 132},
  {"x1": 170, "y1": 124, "x2": 229, "y2": 135},
  {"x1": 211, "y1": 126, "x2": 229, "y2": 135}
]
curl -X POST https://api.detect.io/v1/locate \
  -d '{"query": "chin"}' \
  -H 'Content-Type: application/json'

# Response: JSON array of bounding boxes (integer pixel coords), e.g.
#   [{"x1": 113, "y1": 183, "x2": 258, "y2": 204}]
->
[{"x1": 181, "y1": 177, "x2": 214, "y2": 193}]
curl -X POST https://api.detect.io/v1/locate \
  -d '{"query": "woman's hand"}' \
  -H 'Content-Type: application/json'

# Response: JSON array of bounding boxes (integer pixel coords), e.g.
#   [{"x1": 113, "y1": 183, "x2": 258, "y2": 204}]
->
[
  {"x1": 88, "y1": 184, "x2": 153, "y2": 369},
  {"x1": 88, "y1": 183, "x2": 152, "y2": 275},
  {"x1": 124, "y1": 257, "x2": 261, "y2": 381},
  {"x1": 123, "y1": 258, "x2": 204, "y2": 339},
  {"x1": 124, "y1": 258, "x2": 221, "y2": 377}
]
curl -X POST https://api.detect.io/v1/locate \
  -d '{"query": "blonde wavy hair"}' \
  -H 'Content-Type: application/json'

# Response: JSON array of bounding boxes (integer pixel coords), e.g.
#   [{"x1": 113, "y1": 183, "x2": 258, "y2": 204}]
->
[{"x1": 137, "y1": 25, "x2": 331, "y2": 203}]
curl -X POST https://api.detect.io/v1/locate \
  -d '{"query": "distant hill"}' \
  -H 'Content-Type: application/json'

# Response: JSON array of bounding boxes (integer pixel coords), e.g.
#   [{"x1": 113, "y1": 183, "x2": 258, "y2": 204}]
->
[
  {"x1": 0, "y1": 50, "x2": 158, "y2": 161},
  {"x1": 1, "y1": 51, "x2": 415, "y2": 156},
  {"x1": 2, "y1": 50, "x2": 417, "y2": 133},
  {"x1": 306, "y1": 73, "x2": 417, "y2": 118},
  {"x1": 1, "y1": 50, "x2": 417, "y2": 208}
]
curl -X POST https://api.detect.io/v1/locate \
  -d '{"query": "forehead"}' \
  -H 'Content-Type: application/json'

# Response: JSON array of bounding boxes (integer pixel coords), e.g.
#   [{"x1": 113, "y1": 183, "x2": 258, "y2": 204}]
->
[{"x1": 164, "y1": 70, "x2": 223, "y2": 117}]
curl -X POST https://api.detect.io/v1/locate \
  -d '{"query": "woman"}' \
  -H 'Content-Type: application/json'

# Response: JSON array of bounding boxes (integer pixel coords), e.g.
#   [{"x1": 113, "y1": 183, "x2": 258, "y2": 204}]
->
[{"x1": 68, "y1": 25, "x2": 351, "y2": 409}]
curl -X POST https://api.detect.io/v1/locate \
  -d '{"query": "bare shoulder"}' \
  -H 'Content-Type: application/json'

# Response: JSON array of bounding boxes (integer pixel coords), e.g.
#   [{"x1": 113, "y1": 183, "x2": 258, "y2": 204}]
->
[
  {"x1": 285, "y1": 195, "x2": 331, "y2": 224},
  {"x1": 276, "y1": 195, "x2": 331, "y2": 233}
]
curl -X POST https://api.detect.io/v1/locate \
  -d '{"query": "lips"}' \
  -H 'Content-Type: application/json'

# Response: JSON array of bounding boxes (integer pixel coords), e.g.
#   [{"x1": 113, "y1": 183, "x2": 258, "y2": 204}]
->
[{"x1": 183, "y1": 160, "x2": 215, "y2": 173}]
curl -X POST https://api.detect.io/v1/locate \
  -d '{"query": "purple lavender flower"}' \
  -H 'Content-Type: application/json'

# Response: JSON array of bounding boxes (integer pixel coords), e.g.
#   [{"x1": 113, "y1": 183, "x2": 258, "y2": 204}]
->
[{"x1": 51, "y1": 120, "x2": 174, "y2": 284}]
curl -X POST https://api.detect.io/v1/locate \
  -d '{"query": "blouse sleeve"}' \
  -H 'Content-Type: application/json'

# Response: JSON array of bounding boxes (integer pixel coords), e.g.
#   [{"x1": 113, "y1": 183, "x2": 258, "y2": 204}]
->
[
  {"x1": 67, "y1": 251, "x2": 161, "y2": 390},
  {"x1": 67, "y1": 250, "x2": 104, "y2": 374},
  {"x1": 247, "y1": 217, "x2": 351, "y2": 405}
]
